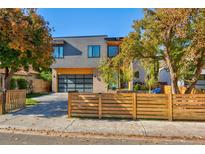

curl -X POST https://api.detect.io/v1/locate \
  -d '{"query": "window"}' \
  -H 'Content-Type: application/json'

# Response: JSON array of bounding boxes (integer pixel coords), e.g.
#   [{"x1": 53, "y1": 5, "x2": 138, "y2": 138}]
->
[
  {"x1": 53, "y1": 46, "x2": 64, "y2": 58},
  {"x1": 134, "y1": 71, "x2": 140, "y2": 79},
  {"x1": 108, "y1": 46, "x2": 119, "y2": 57},
  {"x1": 88, "y1": 45, "x2": 100, "y2": 58},
  {"x1": 199, "y1": 75, "x2": 205, "y2": 80}
]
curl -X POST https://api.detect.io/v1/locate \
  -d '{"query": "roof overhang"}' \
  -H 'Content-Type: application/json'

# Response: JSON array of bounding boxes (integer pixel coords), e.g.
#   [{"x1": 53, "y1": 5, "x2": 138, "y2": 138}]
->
[
  {"x1": 52, "y1": 40, "x2": 66, "y2": 45},
  {"x1": 104, "y1": 37, "x2": 124, "y2": 46}
]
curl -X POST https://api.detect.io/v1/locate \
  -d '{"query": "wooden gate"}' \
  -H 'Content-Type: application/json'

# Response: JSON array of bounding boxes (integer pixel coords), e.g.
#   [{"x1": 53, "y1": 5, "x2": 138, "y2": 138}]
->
[{"x1": 5, "y1": 90, "x2": 26, "y2": 112}]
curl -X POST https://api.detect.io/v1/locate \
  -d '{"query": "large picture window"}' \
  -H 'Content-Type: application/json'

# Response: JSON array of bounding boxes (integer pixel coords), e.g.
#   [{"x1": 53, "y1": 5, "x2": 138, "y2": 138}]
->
[
  {"x1": 108, "y1": 46, "x2": 119, "y2": 57},
  {"x1": 88, "y1": 45, "x2": 100, "y2": 58},
  {"x1": 53, "y1": 46, "x2": 64, "y2": 58}
]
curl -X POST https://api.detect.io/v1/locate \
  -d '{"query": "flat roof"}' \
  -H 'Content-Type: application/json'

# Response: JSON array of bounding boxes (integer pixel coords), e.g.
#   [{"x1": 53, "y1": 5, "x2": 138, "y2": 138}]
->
[
  {"x1": 53, "y1": 35, "x2": 108, "y2": 39},
  {"x1": 104, "y1": 37, "x2": 124, "y2": 41}
]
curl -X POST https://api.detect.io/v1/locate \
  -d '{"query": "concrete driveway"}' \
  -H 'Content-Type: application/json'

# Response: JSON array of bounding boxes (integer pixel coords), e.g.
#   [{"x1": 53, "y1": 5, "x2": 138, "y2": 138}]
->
[
  {"x1": 0, "y1": 93, "x2": 71, "y2": 130},
  {"x1": 15, "y1": 93, "x2": 68, "y2": 118}
]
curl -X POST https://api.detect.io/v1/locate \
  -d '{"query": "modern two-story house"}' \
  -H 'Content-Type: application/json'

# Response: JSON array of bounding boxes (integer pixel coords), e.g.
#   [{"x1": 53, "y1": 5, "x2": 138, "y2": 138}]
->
[
  {"x1": 51, "y1": 35, "x2": 205, "y2": 93},
  {"x1": 51, "y1": 35, "x2": 145, "y2": 93}
]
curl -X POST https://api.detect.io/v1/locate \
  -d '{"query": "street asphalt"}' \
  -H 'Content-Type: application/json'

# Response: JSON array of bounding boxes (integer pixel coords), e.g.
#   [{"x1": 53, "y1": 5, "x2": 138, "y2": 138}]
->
[{"x1": 0, "y1": 132, "x2": 204, "y2": 145}]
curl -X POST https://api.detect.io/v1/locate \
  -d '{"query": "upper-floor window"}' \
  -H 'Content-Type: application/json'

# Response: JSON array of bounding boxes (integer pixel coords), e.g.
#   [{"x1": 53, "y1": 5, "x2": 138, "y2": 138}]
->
[
  {"x1": 108, "y1": 46, "x2": 119, "y2": 57},
  {"x1": 88, "y1": 45, "x2": 100, "y2": 58},
  {"x1": 53, "y1": 46, "x2": 64, "y2": 58}
]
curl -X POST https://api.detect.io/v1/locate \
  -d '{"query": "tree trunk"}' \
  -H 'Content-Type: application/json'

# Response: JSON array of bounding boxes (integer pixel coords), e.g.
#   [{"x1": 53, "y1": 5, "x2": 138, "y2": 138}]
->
[
  {"x1": 154, "y1": 59, "x2": 159, "y2": 81},
  {"x1": 171, "y1": 76, "x2": 180, "y2": 94},
  {"x1": 4, "y1": 67, "x2": 14, "y2": 90},
  {"x1": 164, "y1": 49, "x2": 180, "y2": 94},
  {"x1": 185, "y1": 80, "x2": 198, "y2": 94}
]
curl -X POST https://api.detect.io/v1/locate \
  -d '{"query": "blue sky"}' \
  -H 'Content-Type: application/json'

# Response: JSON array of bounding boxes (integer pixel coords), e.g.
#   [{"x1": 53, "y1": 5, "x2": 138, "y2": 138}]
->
[{"x1": 37, "y1": 9, "x2": 144, "y2": 37}]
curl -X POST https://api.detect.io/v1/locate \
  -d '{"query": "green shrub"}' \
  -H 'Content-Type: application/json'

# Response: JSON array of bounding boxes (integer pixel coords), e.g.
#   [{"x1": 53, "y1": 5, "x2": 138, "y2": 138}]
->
[
  {"x1": 134, "y1": 84, "x2": 140, "y2": 92},
  {"x1": 40, "y1": 70, "x2": 52, "y2": 81},
  {"x1": 140, "y1": 85, "x2": 148, "y2": 90},
  {"x1": 17, "y1": 78, "x2": 28, "y2": 89},
  {"x1": 10, "y1": 78, "x2": 17, "y2": 89}
]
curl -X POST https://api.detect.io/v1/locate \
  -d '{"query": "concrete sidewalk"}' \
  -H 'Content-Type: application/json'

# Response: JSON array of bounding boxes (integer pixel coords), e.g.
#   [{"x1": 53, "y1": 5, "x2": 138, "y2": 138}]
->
[
  {"x1": 1, "y1": 114, "x2": 205, "y2": 139},
  {"x1": 0, "y1": 93, "x2": 205, "y2": 139}
]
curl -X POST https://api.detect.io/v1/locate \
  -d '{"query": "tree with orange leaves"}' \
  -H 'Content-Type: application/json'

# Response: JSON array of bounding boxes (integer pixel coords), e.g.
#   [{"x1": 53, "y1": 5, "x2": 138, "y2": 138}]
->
[
  {"x1": 0, "y1": 9, "x2": 53, "y2": 90},
  {"x1": 115, "y1": 9, "x2": 205, "y2": 94}
]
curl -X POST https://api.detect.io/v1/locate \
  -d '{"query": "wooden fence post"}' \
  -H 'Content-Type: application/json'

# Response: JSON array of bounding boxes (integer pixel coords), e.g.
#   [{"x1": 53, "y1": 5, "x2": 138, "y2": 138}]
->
[
  {"x1": 2, "y1": 91, "x2": 6, "y2": 114},
  {"x1": 68, "y1": 93, "x2": 71, "y2": 118},
  {"x1": 168, "y1": 93, "x2": 173, "y2": 121},
  {"x1": 98, "y1": 93, "x2": 102, "y2": 119},
  {"x1": 133, "y1": 93, "x2": 137, "y2": 120}
]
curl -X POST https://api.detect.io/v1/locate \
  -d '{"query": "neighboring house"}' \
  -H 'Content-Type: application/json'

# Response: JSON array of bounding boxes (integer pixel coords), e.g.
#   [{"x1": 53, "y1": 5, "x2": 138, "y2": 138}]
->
[
  {"x1": 51, "y1": 35, "x2": 145, "y2": 93},
  {"x1": 158, "y1": 67, "x2": 205, "y2": 89},
  {"x1": 0, "y1": 68, "x2": 39, "y2": 90},
  {"x1": 132, "y1": 61, "x2": 146, "y2": 84}
]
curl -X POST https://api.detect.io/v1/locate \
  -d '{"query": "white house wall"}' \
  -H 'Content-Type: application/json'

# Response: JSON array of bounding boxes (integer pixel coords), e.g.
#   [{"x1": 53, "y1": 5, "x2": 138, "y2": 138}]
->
[
  {"x1": 159, "y1": 68, "x2": 171, "y2": 85},
  {"x1": 132, "y1": 61, "x2": 146, "y2": 84}
]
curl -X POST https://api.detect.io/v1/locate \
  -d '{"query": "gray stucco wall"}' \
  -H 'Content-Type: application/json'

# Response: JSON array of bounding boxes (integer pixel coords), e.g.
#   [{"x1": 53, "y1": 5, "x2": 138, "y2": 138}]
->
[
  {"x1": 51, "y1": 36, "x2": 108, "y2": 68},
  {"x1": 52, "y1": 69, "x2": 57, "y2": 92}
]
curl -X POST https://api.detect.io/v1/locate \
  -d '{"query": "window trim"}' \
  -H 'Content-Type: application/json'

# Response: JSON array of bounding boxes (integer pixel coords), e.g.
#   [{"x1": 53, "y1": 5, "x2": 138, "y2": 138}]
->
[
  {"x1": 107, "y1": 45, "x2": 119, "y2": 58},
  {"x1": 53, "y1": 46, "x2": 64, "y2": 59},
  {"x1": 87, "y1": 45, "x2": 101, "y2": 58}
]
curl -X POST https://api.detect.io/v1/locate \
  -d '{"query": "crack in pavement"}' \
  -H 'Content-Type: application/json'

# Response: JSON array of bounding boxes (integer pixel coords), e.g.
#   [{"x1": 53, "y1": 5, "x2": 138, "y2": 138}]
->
[
  {"x1": 139, "y1": 120, "x2": 147, "y2": 137},
  {"x1": 64, "y1": 119, "x2": 76, "y2": 130}
]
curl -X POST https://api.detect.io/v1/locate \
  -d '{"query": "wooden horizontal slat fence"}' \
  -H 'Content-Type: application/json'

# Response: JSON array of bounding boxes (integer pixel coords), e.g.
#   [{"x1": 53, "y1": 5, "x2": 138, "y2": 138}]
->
[
  {"x1": 68, "y1": 93, "x2": 99, "y2": 118},
  {"x1": 101, "y1": 93, "x2": 133, "y2": 118},
  {"x1": 5, "y1": 90, "x2": 26, "y2": 112},
  {"x1": 173, "y1": 94, "x2": 205, "y2": 120},
  {"x1": 32, "y1": 79, "x2": 50, "y2": 93},
  {"x1": 68, "y1": 93, "x2": 205, "y2": 121},
  {"x1": 136, "y1": 94, "x2": 169, "y2": 120}
]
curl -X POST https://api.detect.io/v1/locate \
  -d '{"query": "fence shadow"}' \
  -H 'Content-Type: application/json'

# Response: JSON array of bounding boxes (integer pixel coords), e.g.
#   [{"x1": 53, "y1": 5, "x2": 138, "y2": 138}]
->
[{"x1": 10, "y1": 96, "x2": 68, "y2": 118}]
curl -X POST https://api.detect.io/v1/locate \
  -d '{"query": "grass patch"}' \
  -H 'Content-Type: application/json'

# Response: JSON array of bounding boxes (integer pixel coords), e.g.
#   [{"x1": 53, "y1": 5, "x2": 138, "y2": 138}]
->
[
  {"x1": 26, "y1": 93, "x2": 49, "y2": 106},
  {"x1": 26, "y1": 98, "x2": 39, "y2": 106},
  {"x1": 26, "y1": 93, "x2": 49, "y2": 99}
]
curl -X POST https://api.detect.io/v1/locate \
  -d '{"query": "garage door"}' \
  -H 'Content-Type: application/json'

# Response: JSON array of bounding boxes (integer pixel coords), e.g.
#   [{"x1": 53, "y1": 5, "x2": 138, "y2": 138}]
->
[{"x1": 58, "y1": 74, "x2": 93, "y2": 92}]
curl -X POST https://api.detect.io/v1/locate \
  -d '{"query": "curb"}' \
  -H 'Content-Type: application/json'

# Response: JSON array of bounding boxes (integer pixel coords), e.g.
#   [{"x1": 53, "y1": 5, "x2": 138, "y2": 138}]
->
[{"x1": 0, "y1": 127, "x2": 205, "y2": 142}]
